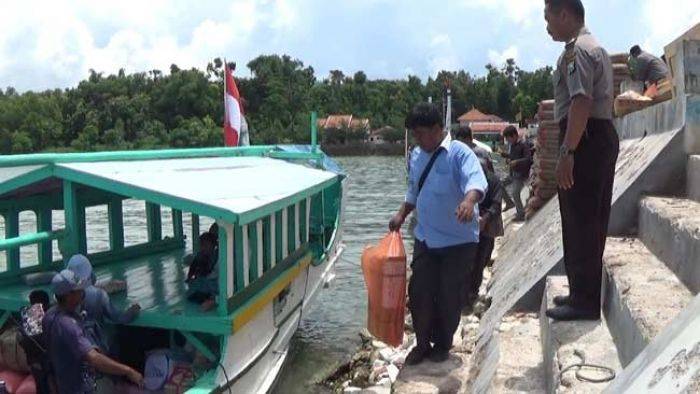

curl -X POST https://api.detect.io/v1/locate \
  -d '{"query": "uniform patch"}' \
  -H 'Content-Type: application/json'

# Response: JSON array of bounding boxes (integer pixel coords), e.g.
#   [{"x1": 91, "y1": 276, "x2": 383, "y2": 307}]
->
[{"x1": 567, "y1": 60, "x2": 576, "y2": 75}]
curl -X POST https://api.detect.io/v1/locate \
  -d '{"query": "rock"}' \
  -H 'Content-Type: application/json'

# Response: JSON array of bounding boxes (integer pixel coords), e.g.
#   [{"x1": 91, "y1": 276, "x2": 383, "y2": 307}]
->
[
  {"x1": 359, "y1": 329, "x2": 373, "y2": 343},
  {"x1": 386, "y1": 364, "x2": 400, "y2": 382},
  {"x1": 369, "y1": 365, "x2": 387, "y2": 384},
  {"x1": 466, "y1": 315, "x2": 479, "y2": 324},
  {"x1": 351, "y1": 368, "x2": 371, "y2": 387},
  {"x1": 389, "y1": 351, "x2": 406, "y2": 366},
  {"x1": 378, "y1": 348, "x2": 395, "y2": 362},
  {"x1": 361, "y1": 385, "x2": 391, "y2": 394},
  {"x1": 377, "y1": 377, "x2": 392, "y2": 388},
  {"x1": 344, "y1": 387, "x2": 362, "y2": 393},
  {"x1": 372, "y1": 340, "x2": 387, "y2": 349},
  {"x1": 343, "y1": 380, "x2": 351, "y2": 388},
  {"x1": 372, "y1": 359, "x2": 386, "y2": 369}
]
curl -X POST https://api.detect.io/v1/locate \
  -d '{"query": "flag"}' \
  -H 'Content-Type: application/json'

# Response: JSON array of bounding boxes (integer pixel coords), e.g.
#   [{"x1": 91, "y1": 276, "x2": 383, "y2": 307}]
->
[{"x1": 223, "y1": 62, "x2": 244, "y2": 146}]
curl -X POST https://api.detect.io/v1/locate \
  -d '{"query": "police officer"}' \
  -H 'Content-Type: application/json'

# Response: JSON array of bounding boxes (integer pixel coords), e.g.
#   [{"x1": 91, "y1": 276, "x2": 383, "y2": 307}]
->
[{"x1": 544, "y1": 0, "x2": 620, "y2": 321}]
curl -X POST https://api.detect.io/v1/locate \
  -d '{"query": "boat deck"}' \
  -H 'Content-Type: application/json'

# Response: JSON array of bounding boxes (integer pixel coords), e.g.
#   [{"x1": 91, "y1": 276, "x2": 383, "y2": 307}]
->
[{"x1": 0, "y1": 250, "x2": 233, "y2": 335}]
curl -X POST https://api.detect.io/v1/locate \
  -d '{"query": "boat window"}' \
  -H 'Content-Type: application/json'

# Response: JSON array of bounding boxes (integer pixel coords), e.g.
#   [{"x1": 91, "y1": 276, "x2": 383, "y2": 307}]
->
[
  {"x1": 123, "y1": 199, "x2": 148, "y2": 247},
  {"x1": 52, "y1": 210, "x2": 64, "y2": 261},
  {"x1": 161, "y1": 209, "x2": 175, "y2": 239},
  {"x1": 85, "y1": 205, "x2": 110, "y2": 254},
  {"x1": 19, "y1": 211, "x2": 38, "y2": 268}
]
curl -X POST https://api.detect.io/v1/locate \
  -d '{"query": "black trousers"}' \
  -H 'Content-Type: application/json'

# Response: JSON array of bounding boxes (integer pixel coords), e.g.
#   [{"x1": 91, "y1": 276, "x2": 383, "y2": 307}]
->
[
  {"x1": 558, "y1": 118, "x2": 619, "y2": 310},
  {"x1": 409, "y1": 240, "x2": 477, "y2": 351},
  {"x1": 466, "y1": 235, "x2": 495, "y2": 303}
]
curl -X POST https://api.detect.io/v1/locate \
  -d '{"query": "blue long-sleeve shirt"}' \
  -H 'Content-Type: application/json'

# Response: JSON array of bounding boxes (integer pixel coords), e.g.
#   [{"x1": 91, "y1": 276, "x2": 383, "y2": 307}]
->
[
  {"x1": 82, "y1": 285, "x2": 138, "y2": 352},
  {"x1": 406, "y1": 140, "x2": 488, "y2": 248}
]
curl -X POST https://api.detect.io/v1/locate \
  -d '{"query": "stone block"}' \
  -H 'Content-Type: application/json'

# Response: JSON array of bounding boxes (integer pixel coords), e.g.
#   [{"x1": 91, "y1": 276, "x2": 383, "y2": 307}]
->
[
  {"x1": 689, "y1": 155, "x2": 700, "y2": 201},
  {"x1": 638, "y1": 197, "x2": 700, "y2": 293},
  {"x1": 603, "y1": 294, "x2": 700, "y2": 393},
  {"x1": 541, "y1": 276, "x2": 621, "y2": 394},
  {"x1": 602, "y1": 237, "x2": 694, "y2": 366}
]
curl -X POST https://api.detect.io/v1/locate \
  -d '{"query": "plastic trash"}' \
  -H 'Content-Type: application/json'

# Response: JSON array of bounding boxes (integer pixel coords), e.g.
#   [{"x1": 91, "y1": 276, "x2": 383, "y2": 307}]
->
[{"x1": 361, "y1": 231, "x2": 407, "y2": 347}]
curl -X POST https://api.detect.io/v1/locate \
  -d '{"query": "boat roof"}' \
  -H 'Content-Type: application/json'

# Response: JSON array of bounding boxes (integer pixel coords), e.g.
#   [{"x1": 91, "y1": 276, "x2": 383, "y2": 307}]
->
[{"x1": 0, "y1": 152, "x2": 340, "y2": 225}]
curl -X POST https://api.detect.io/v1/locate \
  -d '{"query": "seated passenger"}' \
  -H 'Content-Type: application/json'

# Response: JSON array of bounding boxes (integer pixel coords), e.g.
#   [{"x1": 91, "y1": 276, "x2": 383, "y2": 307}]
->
[
  {"x1": 43, "y1": 269, "x2": 143, "y2": 394},
  {"x1": 66, "y1": 254, "x2": 141, "y2": 354},
  {"x1": 19, "y1": 290, "x2": 52, "y2": 394},
  {"x1": 186, "y1": 232, "x2": 219, "y2": 311}
]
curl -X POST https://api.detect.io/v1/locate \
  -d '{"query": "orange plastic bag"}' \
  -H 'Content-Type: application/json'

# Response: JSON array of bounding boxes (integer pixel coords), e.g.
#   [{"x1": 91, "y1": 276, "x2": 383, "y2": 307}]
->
[{"x1": 361, "y1": 231, "x2": 407, "y2": 347}]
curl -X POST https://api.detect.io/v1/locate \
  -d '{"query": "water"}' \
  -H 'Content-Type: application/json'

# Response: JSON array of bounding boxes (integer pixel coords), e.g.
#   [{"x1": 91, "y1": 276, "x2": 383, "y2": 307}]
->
[{"x1": 272, "y1": 156, "x2": 407, "y2": 393}]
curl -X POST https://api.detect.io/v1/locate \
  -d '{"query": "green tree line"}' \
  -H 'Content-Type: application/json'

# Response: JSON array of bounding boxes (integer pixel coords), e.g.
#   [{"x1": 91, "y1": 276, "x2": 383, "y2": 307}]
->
[{"x1": 0, "y1": 56, "x2": 553, "y2": 154}]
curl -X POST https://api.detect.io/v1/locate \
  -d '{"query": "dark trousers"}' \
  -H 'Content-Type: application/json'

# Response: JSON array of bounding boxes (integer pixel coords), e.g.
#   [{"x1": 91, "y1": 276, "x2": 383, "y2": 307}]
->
[
  {"x1": 558, "y1": 118, "x2": 619, "y2": 310},
  {"x1": 466, "y1": 235, "x2": 496, "y2": 303},
  {"x1": 409, "y1": 240, "x2": 477, "y2": 351}
]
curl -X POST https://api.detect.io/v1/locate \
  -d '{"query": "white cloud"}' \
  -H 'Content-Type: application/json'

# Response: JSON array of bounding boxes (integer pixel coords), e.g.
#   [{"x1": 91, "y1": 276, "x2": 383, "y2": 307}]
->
[
  {"x1": 488, "y1": 46, "x2": 519, "y2": 66},
  {"x1": 641, "y1": 0, "x2": 700, "y2": 53},
  {"x1": 427, "y1": 33, "x2": 460, "y2": 76},
  {"x1": 462, "y1": 0, "x2": 541, "y2": 26},
  {"x1": 0, "y1": 0, "x2": 300, "y2": 91}
]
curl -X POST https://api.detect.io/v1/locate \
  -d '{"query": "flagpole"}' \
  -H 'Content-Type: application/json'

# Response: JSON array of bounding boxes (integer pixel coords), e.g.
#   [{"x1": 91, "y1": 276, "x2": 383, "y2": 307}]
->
[{"x1": 223, "y1": 58, "x2": 228, "y2": 147}]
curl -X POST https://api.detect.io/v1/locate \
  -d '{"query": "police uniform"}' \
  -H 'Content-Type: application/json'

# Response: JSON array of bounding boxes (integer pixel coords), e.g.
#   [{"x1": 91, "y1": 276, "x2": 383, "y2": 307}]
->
[{"x1": 553, "y1": 26, "x2": 620, "y2": 313}]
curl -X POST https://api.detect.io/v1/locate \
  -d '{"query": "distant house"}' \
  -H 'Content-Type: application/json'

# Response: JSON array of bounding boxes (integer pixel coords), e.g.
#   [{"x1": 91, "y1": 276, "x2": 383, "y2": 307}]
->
[
  {"x1": 457, "y1": 108, "x2": 514, "y2": 142},
  {"x1": 317, "y1": 114, "x2": 371, "y2": 144},
  {"x1": 317, "y1": 115, "x2": 370, "y2": 131},
  {"x1": 457, "y1": 108, "x2": 505, "y2": 126}
]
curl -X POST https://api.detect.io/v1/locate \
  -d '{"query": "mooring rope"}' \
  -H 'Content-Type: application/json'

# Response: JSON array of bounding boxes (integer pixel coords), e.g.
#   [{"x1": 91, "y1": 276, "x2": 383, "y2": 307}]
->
[{"x1": 559, "y1": 349, "x2": 616, "y2": 384}]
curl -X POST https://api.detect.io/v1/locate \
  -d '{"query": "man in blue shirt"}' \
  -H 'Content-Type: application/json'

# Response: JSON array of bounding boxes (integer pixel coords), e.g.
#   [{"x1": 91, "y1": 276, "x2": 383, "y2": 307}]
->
[{"x1": 389, "y1": 103, "x2": 487, "y2": 365}]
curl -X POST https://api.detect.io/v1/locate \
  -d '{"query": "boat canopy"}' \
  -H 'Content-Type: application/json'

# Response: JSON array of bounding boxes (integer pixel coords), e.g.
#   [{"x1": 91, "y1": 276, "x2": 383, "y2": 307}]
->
[{"x1": 0, "y1": 146, "x2": 344, "y2": 336}]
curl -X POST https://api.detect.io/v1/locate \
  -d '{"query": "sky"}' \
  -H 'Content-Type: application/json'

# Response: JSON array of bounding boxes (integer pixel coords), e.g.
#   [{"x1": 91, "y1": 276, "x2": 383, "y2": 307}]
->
[{"x1": 1, "y1": 0, "x2": 699, "y2": 92}]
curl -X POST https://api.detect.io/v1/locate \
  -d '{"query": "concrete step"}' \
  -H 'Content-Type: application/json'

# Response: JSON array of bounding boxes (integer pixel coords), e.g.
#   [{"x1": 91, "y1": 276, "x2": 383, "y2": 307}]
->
[
  {"x1": 491, "y1": 313, "x2": 546, "y2": 393},
  {"x1": 541, "y1": 276, "x2": 621, "y2": 394},
  {"x1": 602, "y1": 237, "x2": 694, "y2": 367},
  {"x1": 638, "y1": 196, "x2": 700, "y2": 293},
  {"x1": 689, "y1": 155, "x2": 700, "y2": 202}
]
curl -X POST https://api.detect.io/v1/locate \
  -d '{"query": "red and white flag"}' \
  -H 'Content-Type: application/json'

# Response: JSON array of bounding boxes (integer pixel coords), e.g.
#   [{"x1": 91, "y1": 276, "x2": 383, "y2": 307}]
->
[{"x1": 223, "y1": 62, "x2": 244, "y2": 146}]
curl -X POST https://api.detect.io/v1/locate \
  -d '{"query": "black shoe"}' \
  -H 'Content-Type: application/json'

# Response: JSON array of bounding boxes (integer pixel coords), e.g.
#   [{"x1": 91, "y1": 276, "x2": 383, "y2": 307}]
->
[
  {"x1": 545, "y1": 305, "x2": 600, "y2": 321},
  {"x1": 553, "y1": 295, "x2": 571, "y2": 306},
  {"x1": 405, "y1": 345, "x2": 432, "y2": 366},
  {"x1": 513, "y1": 214, "x2": 526, "y2": 222},
  {"x1": 428, "y1": 348, "x2": 450, "y2": 363}
]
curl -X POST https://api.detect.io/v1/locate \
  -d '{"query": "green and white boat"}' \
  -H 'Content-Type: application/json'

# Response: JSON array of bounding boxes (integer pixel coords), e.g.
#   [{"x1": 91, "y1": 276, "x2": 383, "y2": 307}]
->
[{"x1": 0, "y1": 123, "x2": 345, "y2": 393}]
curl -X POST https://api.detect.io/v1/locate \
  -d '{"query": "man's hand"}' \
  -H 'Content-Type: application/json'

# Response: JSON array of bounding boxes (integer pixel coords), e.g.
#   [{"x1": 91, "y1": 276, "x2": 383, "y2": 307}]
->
[
  {"x1": 556, "y1": 155, "x2": 575, "y2": 190},
  {"x1": 389, "y1": 213, "x2": 405, "y2": 231},
  {"x1": 456, "y1": 200, "x2": 476, "y2": 223},
  {"x1": 128, "y1": 304, "x2": 141, "y2": 314},
  {"x1": 125, "y1": 368, "x2": 144, "y2": 387}
]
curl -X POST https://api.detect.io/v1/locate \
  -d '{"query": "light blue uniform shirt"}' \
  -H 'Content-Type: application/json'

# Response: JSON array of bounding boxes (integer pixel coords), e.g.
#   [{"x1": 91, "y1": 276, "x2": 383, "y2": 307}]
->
[{"x1": 406, "y1": 140, "x2": 488, "y2": 248}]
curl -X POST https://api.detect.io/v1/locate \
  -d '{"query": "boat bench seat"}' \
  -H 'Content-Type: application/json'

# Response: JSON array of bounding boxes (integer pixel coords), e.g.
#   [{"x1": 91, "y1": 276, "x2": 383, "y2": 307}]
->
[{"x1": 0, "y1": 249, "x2": 233, "y2": 335}]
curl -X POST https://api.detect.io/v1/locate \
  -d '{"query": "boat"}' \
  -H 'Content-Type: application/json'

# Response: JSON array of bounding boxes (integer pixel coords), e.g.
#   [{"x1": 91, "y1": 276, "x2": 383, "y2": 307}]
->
[{"x1": 0, "y1": 119, "x2": 346, "y2": 393}]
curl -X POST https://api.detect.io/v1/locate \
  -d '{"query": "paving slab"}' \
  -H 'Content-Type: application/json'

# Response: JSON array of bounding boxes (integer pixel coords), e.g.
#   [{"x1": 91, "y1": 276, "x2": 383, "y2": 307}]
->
[
  {"x1": 492, "y1": 313, "x2": 545, "y2": 393},
  {"x1": 541, "y1": 276, "x2": 621, "y2": 394},
  {"x1": 603, "y1": 294, "x2": 700, "y2": 393},
  {"x1": 638, "y1": 197, "x2": 700, "y2": 293},
  {"x1": 603, "y1": 237, "x2": 694, "y2": 366}
]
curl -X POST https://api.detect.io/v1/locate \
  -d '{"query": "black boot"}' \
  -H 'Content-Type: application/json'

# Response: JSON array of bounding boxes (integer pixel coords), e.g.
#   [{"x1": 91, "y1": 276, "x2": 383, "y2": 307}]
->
[
  {"x1": 553, "y1": 295, "x2": 571, "y2": 306},
  {"x1": 405, "y1": 345, "x2": 432, "y2": 366},
  {"x1": 545, "y1": 305, "x2": 600, "y2": 321}
]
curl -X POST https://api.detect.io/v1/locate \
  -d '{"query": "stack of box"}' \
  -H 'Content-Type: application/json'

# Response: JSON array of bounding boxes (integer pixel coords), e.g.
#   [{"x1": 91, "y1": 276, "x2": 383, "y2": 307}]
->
[{"x1": 526, "y1": 100, "x2": 559, "y2": 217}]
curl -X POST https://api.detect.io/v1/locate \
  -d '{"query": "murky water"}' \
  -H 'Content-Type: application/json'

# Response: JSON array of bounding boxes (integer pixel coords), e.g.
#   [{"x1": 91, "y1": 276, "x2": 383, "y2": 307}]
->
[{"x1": 273, "y1": 156, "x2": 408, "y2": 393}]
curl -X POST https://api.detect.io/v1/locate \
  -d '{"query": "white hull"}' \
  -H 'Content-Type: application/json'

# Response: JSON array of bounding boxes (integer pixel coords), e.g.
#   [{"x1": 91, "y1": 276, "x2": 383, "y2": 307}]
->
[{"x1": 214, "y1": 240, "x2": 345, "y2": 394}]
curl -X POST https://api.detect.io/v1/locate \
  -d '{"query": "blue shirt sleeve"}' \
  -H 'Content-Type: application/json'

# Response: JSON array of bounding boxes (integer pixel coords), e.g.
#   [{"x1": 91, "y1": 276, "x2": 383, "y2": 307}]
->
[
  {"x1": 453, "y1": 143, "x2": 488, "y2": 201},
  {"x1": 405, "y1": 149, "x2": 418, "y2": 205},
  {"x1": 100, "y1": 289, "x2": 138, "y2": 324}
]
